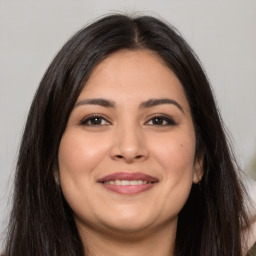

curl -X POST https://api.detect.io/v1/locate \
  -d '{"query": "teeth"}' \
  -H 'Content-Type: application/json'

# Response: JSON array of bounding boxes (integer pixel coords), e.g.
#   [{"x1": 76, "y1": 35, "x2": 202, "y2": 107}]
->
[
  {"x1": 103, "y1": 180, "x2": 148, "y2": 185},
  {"x1": 122, "y1": 180, "x2": 129, "y2": 185}
]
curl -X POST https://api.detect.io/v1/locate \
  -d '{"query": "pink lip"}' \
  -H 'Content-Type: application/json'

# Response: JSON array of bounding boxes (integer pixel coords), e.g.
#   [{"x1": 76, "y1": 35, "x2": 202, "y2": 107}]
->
[{"x1": 97, "y1": 172, "x2": 158, "y2": 195}]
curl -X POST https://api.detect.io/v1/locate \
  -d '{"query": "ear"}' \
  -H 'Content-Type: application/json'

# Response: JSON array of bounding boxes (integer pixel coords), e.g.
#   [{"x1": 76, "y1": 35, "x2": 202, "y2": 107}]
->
[
  {"x1": 54, "y1": 170, "x2": 60, "y2": 185},
  {"x1": 193, "y1": 156, "x2": 204, "y2": 184},
  {"x1": 53, "y1": 160, "x2": 60, "y2": 185}
]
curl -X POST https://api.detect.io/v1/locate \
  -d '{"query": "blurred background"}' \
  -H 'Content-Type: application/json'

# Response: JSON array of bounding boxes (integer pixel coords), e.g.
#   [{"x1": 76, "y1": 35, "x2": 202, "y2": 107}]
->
[{"x1": 0, "y1": 0, "x2": 256, "y2": 250}]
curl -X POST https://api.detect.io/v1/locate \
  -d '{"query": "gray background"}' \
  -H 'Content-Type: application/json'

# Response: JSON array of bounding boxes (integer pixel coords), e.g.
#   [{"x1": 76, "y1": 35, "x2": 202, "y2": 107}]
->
[{"x1": 1, "y1": 0, "x2": 256, "y2": 249}]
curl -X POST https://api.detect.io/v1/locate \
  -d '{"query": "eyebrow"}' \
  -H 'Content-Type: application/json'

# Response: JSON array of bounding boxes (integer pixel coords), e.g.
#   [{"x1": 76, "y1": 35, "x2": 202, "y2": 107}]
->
[
  {"x1": 75, "y1": 98, "x2": 116, "y2": 108},
  {"x1": 139, "y1": 98, "x2": 184, "y2": 113},
  {"x1": 74, "y1": 97, "x2": 184, "y2": 113}
]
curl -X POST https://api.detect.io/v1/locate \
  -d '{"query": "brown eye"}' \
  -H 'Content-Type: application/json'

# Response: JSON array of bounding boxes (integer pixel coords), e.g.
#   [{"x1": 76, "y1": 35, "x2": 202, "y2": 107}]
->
[
  {"x1": 80, "y1": 115, "x2": 110, "y2": 126},
  {"x1": 151, "y1": 117, "x2": 167, "y2": 125},
  {"x1": 146, "y1": 115, "x2": 177, "y2": 126}
]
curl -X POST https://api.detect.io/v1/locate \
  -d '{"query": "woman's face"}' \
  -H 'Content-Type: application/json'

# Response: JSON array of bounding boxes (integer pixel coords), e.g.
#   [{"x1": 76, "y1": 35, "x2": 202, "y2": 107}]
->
[{"x1": 58, "y1": 50, "x2": 203, "y2": 236}]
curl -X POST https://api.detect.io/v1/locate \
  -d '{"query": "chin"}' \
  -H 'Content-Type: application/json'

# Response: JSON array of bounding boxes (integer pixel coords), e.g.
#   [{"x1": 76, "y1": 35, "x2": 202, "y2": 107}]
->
[
  {"x1": 102, "y1": 221, "x2": 154, "y2": 237},
  {"x1": 99, "y1": 211, "x2": 165, "y2": 235}
]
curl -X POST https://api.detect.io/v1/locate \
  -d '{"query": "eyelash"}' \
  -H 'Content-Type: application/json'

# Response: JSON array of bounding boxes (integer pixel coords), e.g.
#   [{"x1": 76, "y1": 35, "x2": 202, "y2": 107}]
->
[
  {"x1": 145, "y1": 114, "x2": 177, "y2": 126},
  {"x1": 79, "y1": 114, "x2": 177, "y2": 127},
  {"x1": 79, "y1": 114, "x2": 111, "y2": 126}
]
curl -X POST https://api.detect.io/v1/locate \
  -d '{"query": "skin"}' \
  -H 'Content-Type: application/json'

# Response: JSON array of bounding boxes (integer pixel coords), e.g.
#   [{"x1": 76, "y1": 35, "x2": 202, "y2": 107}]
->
[
  {"x1": 244, "y1": 179, "x2": 256, "y2": 253},
  {"x1": 58, "y1": 49, "x2": 203, "y2": 256}
]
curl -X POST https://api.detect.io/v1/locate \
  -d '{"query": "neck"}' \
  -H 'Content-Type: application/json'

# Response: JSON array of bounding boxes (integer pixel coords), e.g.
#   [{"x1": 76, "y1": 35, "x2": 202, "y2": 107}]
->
[{"x1": 77, "y1": 220, "x2": 177, "y2": 256}]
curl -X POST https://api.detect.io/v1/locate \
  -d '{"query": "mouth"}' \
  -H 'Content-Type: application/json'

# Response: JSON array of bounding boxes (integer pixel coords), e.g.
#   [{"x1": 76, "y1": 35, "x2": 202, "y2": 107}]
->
[
  {"x1": 102, "y1": 180, "x2": 151, "y2": 185},
  {"x1": 97, "y1": 172, "x2": 158, "y2": 195}
]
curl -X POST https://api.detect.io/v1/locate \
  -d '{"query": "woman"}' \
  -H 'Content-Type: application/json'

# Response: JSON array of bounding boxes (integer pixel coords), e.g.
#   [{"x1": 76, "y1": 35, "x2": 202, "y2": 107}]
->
[{"x1": 3, "y1": 14, "x2": 255, "y2": 255}]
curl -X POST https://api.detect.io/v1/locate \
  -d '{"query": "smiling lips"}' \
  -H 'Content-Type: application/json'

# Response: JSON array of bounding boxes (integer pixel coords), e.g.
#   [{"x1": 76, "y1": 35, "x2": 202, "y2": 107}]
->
[{"x1": 97, "y1": 172, "x2": 159, "y2": 195}]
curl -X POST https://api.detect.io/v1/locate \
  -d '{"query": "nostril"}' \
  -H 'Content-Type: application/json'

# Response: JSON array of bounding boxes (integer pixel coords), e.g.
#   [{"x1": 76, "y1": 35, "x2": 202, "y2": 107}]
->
[{"x1": 116, "y1": 155, "x2": 123, "y2": 159}]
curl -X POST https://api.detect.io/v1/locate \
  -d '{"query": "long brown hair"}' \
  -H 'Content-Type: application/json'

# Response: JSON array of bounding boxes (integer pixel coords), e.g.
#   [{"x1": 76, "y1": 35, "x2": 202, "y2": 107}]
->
[{"x1": 3, "y1": 14, "x2": 249, "y2": 256}]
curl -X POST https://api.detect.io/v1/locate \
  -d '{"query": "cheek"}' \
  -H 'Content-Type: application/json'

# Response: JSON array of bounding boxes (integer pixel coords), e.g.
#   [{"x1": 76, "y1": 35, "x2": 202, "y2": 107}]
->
[
  {"x1": 149, "y1": 131, "x2": 196, "y2": 212},
  {"x1": 57, "y1": 130, "x2": 111, "y2": 212},
  {"x1": 58, "y1": 130, "x2": 110, "y2": 178},
  {"x1": 151, "y1": 131, "x2": 196, "y2": 173}
]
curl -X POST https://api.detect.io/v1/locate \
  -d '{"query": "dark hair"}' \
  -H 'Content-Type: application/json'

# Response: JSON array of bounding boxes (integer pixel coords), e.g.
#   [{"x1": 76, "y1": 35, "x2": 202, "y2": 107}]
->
[{"x1": 3, "y1": 14, "x2": 249, "y2": 256}]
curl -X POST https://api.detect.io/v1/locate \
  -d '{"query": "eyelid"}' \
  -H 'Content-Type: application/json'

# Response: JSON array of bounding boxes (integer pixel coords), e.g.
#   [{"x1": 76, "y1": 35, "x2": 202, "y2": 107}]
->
[
  {"x1": 144, "y1": 114, "x2": 177, "y2": 126},
  {"x1": 79, "y1": 114, "x2": 112, "y2": 126}
]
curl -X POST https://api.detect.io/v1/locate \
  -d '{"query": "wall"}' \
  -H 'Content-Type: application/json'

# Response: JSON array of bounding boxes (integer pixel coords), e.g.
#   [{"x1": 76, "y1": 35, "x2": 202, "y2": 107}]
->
[{"x1": 0, "y1": 0, "x2": 256, "y2": 249}]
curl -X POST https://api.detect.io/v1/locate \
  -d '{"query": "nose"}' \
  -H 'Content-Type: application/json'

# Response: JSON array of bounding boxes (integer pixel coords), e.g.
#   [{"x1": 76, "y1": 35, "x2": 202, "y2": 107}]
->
[{"x1": 110, "y1": 124, "x2": 149, "y2": 163}]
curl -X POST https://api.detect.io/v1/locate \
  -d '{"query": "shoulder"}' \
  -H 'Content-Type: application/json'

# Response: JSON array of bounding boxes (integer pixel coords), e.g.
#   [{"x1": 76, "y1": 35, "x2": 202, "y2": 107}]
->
[
  {"x1": 244, "y1": 178, "x2": 256, "y2": 255},
  {"x1": 246, "y1": 242, "x2": 256, "y2": 256}
]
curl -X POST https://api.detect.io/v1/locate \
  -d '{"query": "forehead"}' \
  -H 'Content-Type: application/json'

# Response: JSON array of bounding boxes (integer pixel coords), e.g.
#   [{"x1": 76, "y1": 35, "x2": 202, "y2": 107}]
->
[{"x1": 77, "y1": 49, "x2": 189, "y2": 111}]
